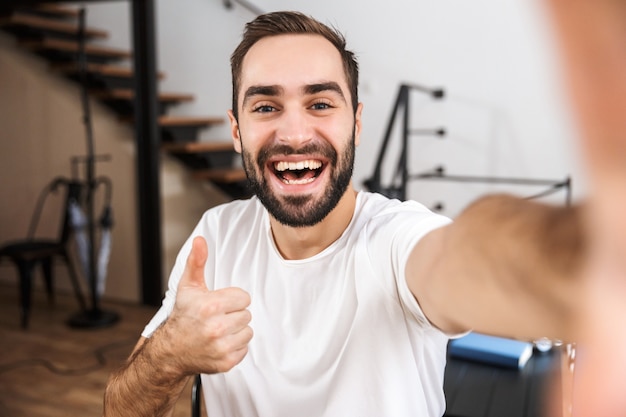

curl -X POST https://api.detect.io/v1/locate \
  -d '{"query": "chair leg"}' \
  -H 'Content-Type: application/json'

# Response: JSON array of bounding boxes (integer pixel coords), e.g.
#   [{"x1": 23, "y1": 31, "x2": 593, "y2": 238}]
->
[
  {"x1": 41, "y1": 257, "x2": 55, "y2": 305},
  {"x1": 191, "y1": 374, "x2": 202, "y2": 417},
  {"x1": 62, "y1": 252, "x2": 87, "y2": 311},
  {"x1": 17, "y1": 260, "x2": 35, "y2": 329}
]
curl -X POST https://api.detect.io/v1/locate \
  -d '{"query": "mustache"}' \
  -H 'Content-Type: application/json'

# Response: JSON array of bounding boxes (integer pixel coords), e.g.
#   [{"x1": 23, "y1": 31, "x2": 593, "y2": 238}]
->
[{"x1": 257, "y1": 142, "x2": 338, "y2": 167}]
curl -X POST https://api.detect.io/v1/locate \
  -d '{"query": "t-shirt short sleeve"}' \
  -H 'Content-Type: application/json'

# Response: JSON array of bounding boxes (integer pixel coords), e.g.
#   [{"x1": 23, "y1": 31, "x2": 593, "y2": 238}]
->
[{"x1": 363, "y1": 199, "x2": 451, "y2": 329}]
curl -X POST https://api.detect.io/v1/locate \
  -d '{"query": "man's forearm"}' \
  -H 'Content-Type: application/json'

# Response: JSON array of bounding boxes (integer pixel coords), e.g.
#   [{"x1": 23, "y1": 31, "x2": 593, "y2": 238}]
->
[
  {"x1": 104, "y1": 236, "x2": 253, "y2": 416},
  {"x1": 454, "y1": 194, "x2": 586, "y2": 339},
  {"x1": 103, "y1": 334, "x2": 190, "y2": 417},
  {"x1": 409, "y1": 194, "x2": 587, "y2": 341}
]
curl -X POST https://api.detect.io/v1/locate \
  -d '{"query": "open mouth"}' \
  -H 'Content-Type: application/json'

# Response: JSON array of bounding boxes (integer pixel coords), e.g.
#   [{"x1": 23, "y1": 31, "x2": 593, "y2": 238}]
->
[{"x1": 272, "y1": 159, "x2": 324, "y2": 185}]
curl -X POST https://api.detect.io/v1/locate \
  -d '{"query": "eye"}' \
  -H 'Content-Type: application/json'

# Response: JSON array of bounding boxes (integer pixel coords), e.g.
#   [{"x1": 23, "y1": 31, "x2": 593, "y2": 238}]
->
[
  {"x1": 310, "y1": 101, "x2": 332, "y2": 111},
  {"x1": 252, "y1": 104, "x2": 277, "y2": 113}
]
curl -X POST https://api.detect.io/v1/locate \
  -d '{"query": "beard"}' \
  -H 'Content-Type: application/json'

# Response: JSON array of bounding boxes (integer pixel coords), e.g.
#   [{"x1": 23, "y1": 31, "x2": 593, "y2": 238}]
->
[{"x1": 241, "y1": 132, "x2": 355, "y2": 228}]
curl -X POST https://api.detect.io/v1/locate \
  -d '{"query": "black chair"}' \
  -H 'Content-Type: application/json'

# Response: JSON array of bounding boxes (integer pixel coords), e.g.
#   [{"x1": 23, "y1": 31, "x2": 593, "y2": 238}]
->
[
  {"x1": 0, "y1": 177, "x2": 87, "y2": 328},
  {"x1": 191, "y1": 374, "x2": 202, "y2": 417}
]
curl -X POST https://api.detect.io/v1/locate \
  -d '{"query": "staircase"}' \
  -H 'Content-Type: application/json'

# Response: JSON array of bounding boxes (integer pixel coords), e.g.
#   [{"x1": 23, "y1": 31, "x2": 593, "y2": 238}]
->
[{"x1": 0, "y1": 3, "x2": 250, "y2": 200}]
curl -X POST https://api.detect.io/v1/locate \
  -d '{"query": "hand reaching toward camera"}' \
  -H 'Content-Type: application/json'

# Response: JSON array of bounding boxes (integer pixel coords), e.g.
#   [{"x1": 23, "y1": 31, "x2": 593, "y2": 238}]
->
[{"x1": 544, "y1": 1, "x2": 626, "y2": 416}]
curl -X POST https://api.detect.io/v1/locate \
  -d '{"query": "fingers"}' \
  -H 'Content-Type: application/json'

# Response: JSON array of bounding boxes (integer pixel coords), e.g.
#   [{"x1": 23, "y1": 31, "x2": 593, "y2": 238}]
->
[
  {"x1": 205, "y1": 310, "x2": 254, "y2": 355},
  {"x1": 210, "y1": 345, "x2": 251, "y2": 374},
  {"x1": 541, "y1": 3, "x2": 626, "y2": 415},
  {"x1": 189, "y1": 298, "x2": 254, "y2": 374},
  {"x1": 207, "y1": 325, "x2": 254, "y2": 373},
  {"x1": 571, "y1": 258, "x2": 626, "y2": 417},
  {"x1": 179, "y1": 236, "x2": 209, "y2": 289},
  {"x1": 209, "y1": 287, "x2": 252, "y2": 314}
]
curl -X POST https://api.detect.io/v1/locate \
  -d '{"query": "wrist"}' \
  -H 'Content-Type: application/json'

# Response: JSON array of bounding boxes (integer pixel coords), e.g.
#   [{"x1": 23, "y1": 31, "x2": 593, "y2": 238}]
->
[{"x1": 139, "y1": 322, "x2": 190, "y2": 385}]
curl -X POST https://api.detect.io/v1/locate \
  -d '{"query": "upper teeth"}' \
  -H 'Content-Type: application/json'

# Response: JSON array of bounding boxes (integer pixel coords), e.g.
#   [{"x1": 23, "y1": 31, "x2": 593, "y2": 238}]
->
[{"x1": 274, "y1": 160, "x2": 322, "y2": 171}]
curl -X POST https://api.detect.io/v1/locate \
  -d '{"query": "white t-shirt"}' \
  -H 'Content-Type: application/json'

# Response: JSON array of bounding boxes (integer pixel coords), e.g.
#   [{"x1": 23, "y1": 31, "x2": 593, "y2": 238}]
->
[{"x1": 143, "y1": 191, "x2": 452, "y2": 417}]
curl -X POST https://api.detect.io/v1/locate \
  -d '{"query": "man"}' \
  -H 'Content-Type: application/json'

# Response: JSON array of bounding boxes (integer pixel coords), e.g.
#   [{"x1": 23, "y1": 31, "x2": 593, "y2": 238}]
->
[{"x1": 104, "y1": 11, "x2": 586, "y2": 417}]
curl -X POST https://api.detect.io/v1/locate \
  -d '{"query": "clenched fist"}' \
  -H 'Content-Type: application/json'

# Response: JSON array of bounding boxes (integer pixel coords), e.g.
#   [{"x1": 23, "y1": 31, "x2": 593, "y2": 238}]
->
[{"x1": 163, "y1": 236, "x2": 253, "y2": 375}]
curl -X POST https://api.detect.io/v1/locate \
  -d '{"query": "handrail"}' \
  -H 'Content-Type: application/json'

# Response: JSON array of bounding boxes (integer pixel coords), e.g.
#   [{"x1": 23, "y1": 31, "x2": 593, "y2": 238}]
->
[
  {"x1": 411, "y1": 166, "x2": 572, "y2": 206},
  {"x1": 222, "y1": 0, "x2": 264, "y2": 15},
  {"x1": 363, "y1": 83, "x2": 571, "y2": 206},
  {"x1": 363, "y1": 83, "x2": 445, "y2": 200}
]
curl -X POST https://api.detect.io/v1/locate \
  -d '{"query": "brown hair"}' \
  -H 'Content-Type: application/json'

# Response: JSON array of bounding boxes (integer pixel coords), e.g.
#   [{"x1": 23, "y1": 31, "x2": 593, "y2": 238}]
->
[{"x1": 230, "y1": 11, "x2": 359, "y2": 119}]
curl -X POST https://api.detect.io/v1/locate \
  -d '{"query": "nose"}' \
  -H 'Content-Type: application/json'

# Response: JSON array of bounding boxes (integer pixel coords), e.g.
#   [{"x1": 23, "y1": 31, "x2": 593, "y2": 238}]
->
[{"x1": 275, "y1": 107, "x2": 314, "y2": 148}]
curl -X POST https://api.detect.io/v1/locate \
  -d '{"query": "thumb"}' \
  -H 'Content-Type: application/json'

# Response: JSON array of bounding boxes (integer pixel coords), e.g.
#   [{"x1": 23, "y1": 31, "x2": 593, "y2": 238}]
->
[{"x1": 179, "y1": 236, "x2": 209, "y2": 289}]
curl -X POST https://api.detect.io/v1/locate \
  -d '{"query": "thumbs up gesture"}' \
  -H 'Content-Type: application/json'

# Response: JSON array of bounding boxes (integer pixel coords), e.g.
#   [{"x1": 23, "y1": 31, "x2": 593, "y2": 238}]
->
[{"x1": 163, "y1": 236, "x2": 253, "y2": 375}]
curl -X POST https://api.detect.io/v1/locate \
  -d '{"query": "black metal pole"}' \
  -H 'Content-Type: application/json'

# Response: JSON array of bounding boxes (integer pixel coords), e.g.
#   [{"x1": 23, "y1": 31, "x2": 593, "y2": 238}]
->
[
  {"x1": 363, "y1": 83, "x2": 444, "y2": 198},
  {"x1": 77, "y1": 8, "x2": 98, "y2": 314},
  {"x1": 68, "y1": 8, "x2": 119, "y2": 328},
  {"x1": 400, "y1": 87, "x2": 410, "y2": 200},
  {"x1": 131, "y1": 0, "x2": 163, "y2": 306},
  {"x1": 365, "y1": 85, "x2": 405, "y2": 191}
]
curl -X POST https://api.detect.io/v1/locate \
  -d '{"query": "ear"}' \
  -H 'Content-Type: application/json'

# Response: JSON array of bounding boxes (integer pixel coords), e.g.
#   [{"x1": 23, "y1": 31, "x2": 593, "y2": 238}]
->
[
  {"x1": 354, "y1": 102, "x2": 364, "y2": 147},
  {"x1": 227, "y1": 109, "x2": 242, "y2": 154}
]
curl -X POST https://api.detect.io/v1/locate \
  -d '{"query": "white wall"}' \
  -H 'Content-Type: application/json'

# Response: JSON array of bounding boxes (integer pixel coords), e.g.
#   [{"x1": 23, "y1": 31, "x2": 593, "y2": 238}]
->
[
  {"x1": 84, "y1": 0, "x2": 586, "y2": 218},
  {"x1": 0, "y1": 0, "x2": 586, "y2": 303},
  {"x1": 263, "y1": 0, "x2": 586, "y2": 214}
]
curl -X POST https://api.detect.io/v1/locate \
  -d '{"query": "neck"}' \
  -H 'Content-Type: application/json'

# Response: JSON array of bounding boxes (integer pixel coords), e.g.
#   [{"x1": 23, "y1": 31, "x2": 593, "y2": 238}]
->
[{"x1": 269, "y1": 186, "x2": 358, "y2": 260}]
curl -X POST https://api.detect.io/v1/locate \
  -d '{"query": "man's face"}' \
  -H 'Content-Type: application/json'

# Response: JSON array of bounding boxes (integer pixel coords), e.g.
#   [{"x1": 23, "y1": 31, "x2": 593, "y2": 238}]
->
[{"x1": 228, "y1": 34, "x2": 363, "y2": 227}]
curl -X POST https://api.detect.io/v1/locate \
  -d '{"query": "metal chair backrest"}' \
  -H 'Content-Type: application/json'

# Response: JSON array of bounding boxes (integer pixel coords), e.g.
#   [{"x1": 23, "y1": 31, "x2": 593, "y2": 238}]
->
[{"x1": 26, "y1": 177, "x2": 84, "y2": 246}]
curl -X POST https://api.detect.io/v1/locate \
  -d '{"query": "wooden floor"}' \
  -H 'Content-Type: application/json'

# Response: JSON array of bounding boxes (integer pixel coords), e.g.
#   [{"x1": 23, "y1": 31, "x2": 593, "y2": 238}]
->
[{"x1": 0, "y1": 284, "x2": 201, "y2": 417}]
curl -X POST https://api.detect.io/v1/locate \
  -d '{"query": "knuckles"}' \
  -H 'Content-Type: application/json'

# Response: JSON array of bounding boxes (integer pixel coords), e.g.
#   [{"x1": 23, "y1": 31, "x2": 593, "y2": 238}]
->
[
  {"x1": 214, "y1": 347, "x2": 249, "y2": 373},
  {"x1": 204, "y1": 319, "x2": 228, "y2": 340}
]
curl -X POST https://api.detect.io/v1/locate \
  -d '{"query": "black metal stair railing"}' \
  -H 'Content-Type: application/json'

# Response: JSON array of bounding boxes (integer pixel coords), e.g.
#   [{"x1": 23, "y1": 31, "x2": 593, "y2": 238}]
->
[
  {"x1": 364, "y1": 83, "x2": 446, "y2": 200},
  {"x1": 222, "y1": 0, "x2": 264, "y2": 15},
  {"x1": 363, "y1": 83, "x2": 572, "y2": 206}
]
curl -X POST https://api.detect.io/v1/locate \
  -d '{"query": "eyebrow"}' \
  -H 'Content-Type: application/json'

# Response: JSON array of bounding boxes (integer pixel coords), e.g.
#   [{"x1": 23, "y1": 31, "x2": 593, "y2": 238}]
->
[
  {"x1": 242, "y1": 85, "x2": 283, "y2": 108},
  {"x1": 242, "y1": 82, "x2": 347, "y2": 107},
  {"x1": 303, "y1": 82, "x2": 346, "y2": 103}
]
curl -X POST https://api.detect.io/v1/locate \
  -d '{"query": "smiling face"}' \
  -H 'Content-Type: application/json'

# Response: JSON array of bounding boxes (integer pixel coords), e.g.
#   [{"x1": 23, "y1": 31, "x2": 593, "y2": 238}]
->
[{"x1": 228, "y1": 34, "x2": 363, "y2": 227}]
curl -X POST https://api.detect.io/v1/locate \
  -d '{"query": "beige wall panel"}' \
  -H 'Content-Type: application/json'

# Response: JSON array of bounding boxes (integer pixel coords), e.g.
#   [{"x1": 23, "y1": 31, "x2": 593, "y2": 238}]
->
[{"x1": 0, "y1": 33, "x2": 230, "y2": 307}]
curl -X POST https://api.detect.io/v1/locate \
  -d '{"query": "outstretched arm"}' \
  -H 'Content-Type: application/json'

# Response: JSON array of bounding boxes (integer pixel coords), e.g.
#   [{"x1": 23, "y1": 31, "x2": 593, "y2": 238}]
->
[
  {"x1": 103, "y1": 237, "x2": 253, "y2": 417},
  {"x1": 407, "y1": 194, "x2": 585, "y2": 341}
]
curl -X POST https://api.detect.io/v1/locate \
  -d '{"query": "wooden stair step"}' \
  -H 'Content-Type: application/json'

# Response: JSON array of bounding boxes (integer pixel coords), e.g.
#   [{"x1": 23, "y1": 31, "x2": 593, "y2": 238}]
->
[
  {"x1": 192, "y1": 168, "x2": 247, "y2": 183},
  {"x1": 25, "y1": 4, "x2": 81, "y2": 18},
  {"x1": 119, "y1": 116, "x2": 224, "y2": 128},
  {"x1": 20, "y1": 38, "x2": 131, "y2": 60},
  {"x1": 162, "y1": 141, "x2": 235, "y2": 154},
  {"x1": 158, "y1": 117, "x2": 226, "y2": 142},
  {"x1": 159, "y1": 116, "x2": 225, "y2": 128},
  {"x1": 93, "y1": 89, "x2": 194, "y2": 103},
  {"x1": 0, "y1": 12, "x2": 108, "y2": 39},
  {"x1": 53, "y1": 62, "x2": 165, "y2": 79}
]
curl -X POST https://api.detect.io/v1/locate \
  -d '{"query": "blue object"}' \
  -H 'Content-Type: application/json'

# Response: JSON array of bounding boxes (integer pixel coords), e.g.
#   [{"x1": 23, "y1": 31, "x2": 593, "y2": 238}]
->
[{"x1": 448, "y1": 332, "x2": 534, "y2": 369}]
